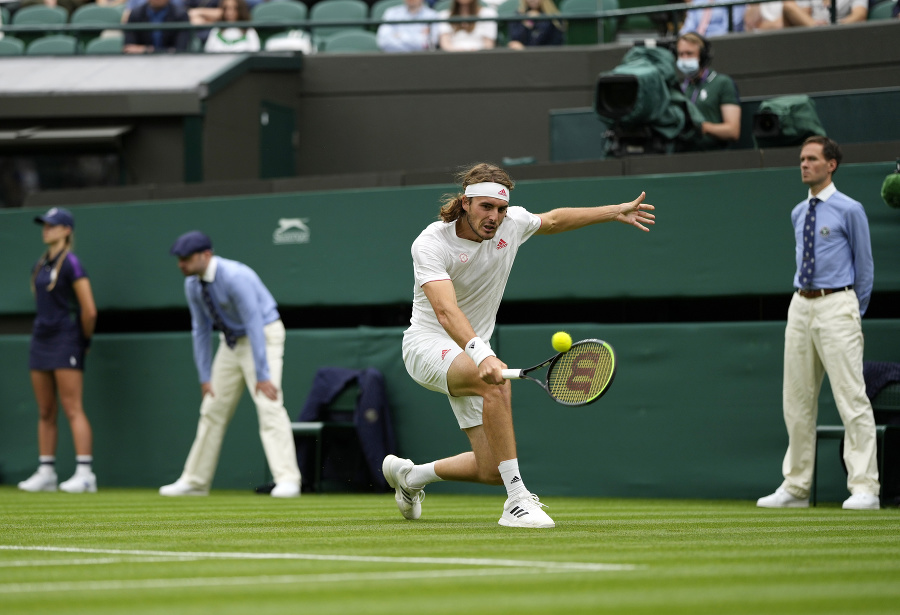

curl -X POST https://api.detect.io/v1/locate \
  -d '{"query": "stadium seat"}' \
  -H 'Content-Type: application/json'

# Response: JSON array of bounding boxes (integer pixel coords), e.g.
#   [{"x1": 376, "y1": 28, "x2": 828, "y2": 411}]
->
[
  {"x1": 71, "y1": 5, "x2": 124, "y2": 45},
  {"x1": 812, "y1": 381, "x2": 900, "y2": 507},
  {"x1": 1, "y1": 6, "x2": 10, "y2": 27},
  {"x1": 11, "y1": 5, "x2": 69, "y2": 45},
  {"x1": 309, "y1": 0, "x2": 368, "y2": 47},
  {"x1": 0, "y1": 36, "x2": 26, "y2": 56},
  {"x1": 85, "y1": 35, "x2": 124, "y2": 54},
  {"x1": 251, "y1": 0, "x2": 308, "y2": 47},
  {"x1": 320, "y1": 28, "x2": 380, "y2": 52},
  {"x1": 559, "y1": 0, "x2": 618, "y2": 44},
  {"x1": 495, "y1": 0, "x2": 519, "y2": 46},
  {"x1": 867, "y1": 0, "x2": 894, "y2": 19},
  {"x1": 26, "y1": 34, "x2": 80, "y2": 55}
]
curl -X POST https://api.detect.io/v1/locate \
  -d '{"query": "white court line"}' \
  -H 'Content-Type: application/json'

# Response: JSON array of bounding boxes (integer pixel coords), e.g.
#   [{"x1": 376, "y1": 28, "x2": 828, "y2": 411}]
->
[
  {"x1": 0, "y1": 545, "x2": 639, "y2": 572},
  {"x1": 0, "y1": 567, "x2": 575, "y2": 594},
  {"x1": 0, "y1": 556, "x2": 207, "y2": 568}
]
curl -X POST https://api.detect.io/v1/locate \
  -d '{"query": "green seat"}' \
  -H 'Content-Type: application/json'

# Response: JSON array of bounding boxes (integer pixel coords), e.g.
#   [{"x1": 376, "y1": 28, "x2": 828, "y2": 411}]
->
[
  {"x1": 26, "y1": 34, "x2": 80, "y2": 55},
  {"x1": 321, "y1": 28, "x2": 380, "y2": 52},
  {"x1": 11, "y1": 5, "x2": 69, "y2": 45},
  {"x1": 433, "y1": 0, "x2": 451, "y2": 11},
  {"x1": 868, "y1": 0, "x2": 894, "y2": 19},
  {"x1": 616, "y1": 0, "x2": 669, "y2": 35},
  {"x1": 369, "y1": 0, "x2": 404, "y2": 28},
  {"x1": 85, "y1": 35, "x2": 124, "y2": 54},
  {"x1": 495, "y1": 0, "x2": 520, "y2": 46},
  {"x1": 309, "y1": 0, "x2": 368, "y2": 47},
  {"x1": 1, "y1": 6, "x2": 10, "y2": 26},
  {"x1": 559, "y1": 0, "x2": 618, "y2": 45},
  {"x1": 0, "y1": 36, "x2": 26, "y2": 56},
  {"x1": 252, "y1": 0, "x2": 309, "y2": 46},
  {"x1": 70, "y1": 5, "x2": 123, "y2": 44}
]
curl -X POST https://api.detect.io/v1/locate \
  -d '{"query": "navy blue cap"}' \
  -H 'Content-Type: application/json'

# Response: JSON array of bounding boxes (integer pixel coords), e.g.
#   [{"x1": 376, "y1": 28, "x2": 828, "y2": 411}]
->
[
  {"x1": 34, "y1": 207, "x2": 75, "y2": 229},
  {"x1": 170, "y1": 231, "x2": 213, "y2": 257}
]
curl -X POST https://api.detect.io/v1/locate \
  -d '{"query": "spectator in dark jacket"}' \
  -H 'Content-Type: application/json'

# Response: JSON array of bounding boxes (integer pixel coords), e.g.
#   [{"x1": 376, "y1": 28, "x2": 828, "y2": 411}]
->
[
  {"x1": 123, "y1": 0, "x2": 192, "y2": 54},
  {"x1": 507, "y1": 0, "x2": 564, "y2": 49}
]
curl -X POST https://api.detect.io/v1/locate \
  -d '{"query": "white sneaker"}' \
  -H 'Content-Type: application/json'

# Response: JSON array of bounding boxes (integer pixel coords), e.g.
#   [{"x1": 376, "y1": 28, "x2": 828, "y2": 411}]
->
[
  {"x1": 757, "y1": 486, "x2": 809, "y2": 508},
  {"x1": 271, "y1": 482, "x2": 300, "y2": 498},
  {"x1": 842, "y1": 493, "x2": 880, "y2": 510},
  {"x1": 60, "y1": 471, "x2": 97, "y2": 493},
  {"x1": 498, "y1": 492, "x2": 555, "y2": 528},
  {"x1": 159, "y1": 479, "x2": 209, "y2": 496},
  {"x1": 18, "y1": 469, "x2": 58, "y2": 492},
  {"x1": 382, "y1": 454, "x2": 424, "y2": 520}
]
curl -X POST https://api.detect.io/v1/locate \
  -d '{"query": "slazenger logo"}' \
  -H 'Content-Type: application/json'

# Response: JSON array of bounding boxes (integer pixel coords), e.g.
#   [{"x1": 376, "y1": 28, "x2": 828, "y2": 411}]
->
[{"x1": 273, "y1": 218, "x2": 310, "y2": 245}]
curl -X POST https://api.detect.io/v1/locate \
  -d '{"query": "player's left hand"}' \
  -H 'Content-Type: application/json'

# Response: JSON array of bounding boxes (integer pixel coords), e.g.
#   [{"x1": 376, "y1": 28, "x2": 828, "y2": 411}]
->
[
  {"x1": 617, "y1": 192, "x2": 655, "y2": 232},
  {"x1": 256, "y1": 380, "x2": 280, "y2": 401}
]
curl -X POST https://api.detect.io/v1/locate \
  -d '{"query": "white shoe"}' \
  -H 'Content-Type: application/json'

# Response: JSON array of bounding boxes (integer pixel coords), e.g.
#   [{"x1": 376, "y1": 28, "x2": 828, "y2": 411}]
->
[
  {"x1": 842, "y1": 493, "x2": 880, "y2": 510},
  {"x1": 757, "y1": 486, "x2": 809, "y2": 508},
  {"x1": 60, "y1": 471, "x2": 97, "y2": 493},
  {"x1": 382, "y1": 454, "x2": 424, "y2": 520},
  {"x1": 18, "y1": 469, "x2": 58, "y2": 492},
  {"x1": 498, "y1": 492, "x2": 555, "y2": 528},
  {"x1": 271, "y1": 482, "x2": 300, "y2": 498},
  {"x1": 159, "y1": 479, "x2": 209, "y2": 496}
]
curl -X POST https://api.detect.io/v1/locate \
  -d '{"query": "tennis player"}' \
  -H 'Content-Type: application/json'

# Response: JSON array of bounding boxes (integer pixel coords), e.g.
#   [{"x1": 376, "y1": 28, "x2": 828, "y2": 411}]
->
[{"x1": 384, "y1": 162, "x2": 654, "y2": 528}]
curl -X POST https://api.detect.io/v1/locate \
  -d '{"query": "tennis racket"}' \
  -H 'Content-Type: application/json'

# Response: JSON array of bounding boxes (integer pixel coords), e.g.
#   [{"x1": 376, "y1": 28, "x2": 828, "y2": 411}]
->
[{"x1": 501, "y1": 339, "x2": 616, "y2": 406}]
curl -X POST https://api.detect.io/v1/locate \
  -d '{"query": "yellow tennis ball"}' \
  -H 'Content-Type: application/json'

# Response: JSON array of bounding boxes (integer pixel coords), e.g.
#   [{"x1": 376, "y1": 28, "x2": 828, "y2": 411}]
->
[{"x1": 552, "y1": 331, "x2": 572, "y2": 353}]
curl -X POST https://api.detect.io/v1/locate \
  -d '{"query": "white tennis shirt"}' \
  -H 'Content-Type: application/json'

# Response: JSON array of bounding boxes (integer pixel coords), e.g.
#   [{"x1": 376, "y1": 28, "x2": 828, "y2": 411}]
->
[{"x1": 408, "y1": 206, "x2": 542, "y2": 340}]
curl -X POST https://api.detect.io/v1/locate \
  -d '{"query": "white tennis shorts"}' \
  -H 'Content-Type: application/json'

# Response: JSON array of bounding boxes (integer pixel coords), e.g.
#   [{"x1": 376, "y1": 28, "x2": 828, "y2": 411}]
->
[{"x1": 402, "y1": 329, "x2": 485, "y2": 429}]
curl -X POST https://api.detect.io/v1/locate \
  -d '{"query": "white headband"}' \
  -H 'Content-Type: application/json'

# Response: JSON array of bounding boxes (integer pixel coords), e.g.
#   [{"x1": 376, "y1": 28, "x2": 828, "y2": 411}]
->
[{"x1": 464, "y1": 182, "x2": 510, "y2": 203}]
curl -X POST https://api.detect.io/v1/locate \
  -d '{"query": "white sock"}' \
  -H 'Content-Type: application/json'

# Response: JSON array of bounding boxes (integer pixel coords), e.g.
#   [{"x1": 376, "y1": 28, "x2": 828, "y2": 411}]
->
[
  {"x1": 75, "y1": 455, "x2": 93, "y2": 474},
  {"x1": 498, "y1": 458, "x2": 527, "y2": 499},
  {"x1": 38, "y1": 456, "x2": 56, "y2": 474},
  {"x1": 406, "y1": 462, "x2": 441, "y2": 490}
]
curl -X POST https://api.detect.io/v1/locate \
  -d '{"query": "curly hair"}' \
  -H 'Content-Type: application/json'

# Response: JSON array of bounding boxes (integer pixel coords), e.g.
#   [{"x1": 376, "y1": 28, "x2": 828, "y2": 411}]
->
[{"x1": 438, "y1": 163, "x2": 514, "y2": 223}]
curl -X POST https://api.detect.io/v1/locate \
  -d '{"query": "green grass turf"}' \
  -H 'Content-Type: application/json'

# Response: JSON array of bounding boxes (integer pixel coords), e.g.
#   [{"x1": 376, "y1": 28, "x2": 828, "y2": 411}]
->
[{"x1": 1, "y1": 487, "x2": 898, "y2": 615}]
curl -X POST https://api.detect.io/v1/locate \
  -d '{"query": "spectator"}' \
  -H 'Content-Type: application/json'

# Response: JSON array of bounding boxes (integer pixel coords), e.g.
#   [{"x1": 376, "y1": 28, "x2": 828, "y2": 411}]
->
[
  {"x1": 678, "y1": 0, "x2": 745, "y2": 36},
  {"x1": 507, "y1": 0, "x2": 564, "y2": 49},
  {"x1": 188, "y1": 0, "x2": 224, "y2": 27},
  {"x1": 783, "y1": 0, "x2": 867, "y2": 25},
  {"x1": 676, "y1": 32, "x2": 741, "y2": 150},
  {"x1": 436, "y1": 0, "x2": 498, "y2": 51},
  {"x1": 745, "y1": 1, "x2": 784, "y2": 30},
  {"x1": 757, "y1": 136, "x2": 880, "y2": 511},
  {"x1": 18, "y1": 0, "x2": 88, "y2": 17},
  {"x1": 376, "y1": 0, "x2": 438, "y2": 52},
  {"x1": 123, "y1": 0, "x2": 192, "y2": 53},
  {"x1": 204, "y1": 0, "x2": 260, "y2": 51},
  {"x1": 18, "y1": 208, "x2": 98, "y2": 494}
]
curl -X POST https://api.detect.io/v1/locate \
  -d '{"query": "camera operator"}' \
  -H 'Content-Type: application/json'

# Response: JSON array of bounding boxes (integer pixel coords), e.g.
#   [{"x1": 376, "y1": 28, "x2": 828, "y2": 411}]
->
[{"x1": 676, "y1": 32, "x2": 741, "y2": 151}]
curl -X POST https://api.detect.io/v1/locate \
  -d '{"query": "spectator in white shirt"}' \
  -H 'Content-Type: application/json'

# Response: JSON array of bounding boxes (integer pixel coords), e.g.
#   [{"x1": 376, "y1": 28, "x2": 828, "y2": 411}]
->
[
  {"x1": 437, "y1": 0, "x2": 497, "y2": 51},
  {"x1": 783, "y1": 0, "x2": 868, "y2": 25},
  {"x1": 204, "y1": 0, "x2": 260, "y2": 52},
  {"x1": 377, "y1": 0, "x2": 439, "y2": 52}
]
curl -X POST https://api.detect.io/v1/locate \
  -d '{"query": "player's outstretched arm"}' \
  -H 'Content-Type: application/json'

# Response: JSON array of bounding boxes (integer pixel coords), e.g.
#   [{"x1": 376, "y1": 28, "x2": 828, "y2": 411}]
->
[{"x1": 536, "y1": 192, "x2": 655, "y2": 234}]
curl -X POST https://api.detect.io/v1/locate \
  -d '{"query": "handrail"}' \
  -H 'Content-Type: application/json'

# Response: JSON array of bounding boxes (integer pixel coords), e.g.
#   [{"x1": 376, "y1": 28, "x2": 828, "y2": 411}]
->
[{"x1": 0, "y1": 0, "x2": 842, "y2": 37}]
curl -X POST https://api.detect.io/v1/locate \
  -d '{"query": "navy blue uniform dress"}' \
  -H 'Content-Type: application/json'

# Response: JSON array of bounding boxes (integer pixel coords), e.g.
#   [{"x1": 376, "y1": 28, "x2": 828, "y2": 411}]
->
[{"x1": 29, "y1": 252, "x2": 89, "y2": 371}]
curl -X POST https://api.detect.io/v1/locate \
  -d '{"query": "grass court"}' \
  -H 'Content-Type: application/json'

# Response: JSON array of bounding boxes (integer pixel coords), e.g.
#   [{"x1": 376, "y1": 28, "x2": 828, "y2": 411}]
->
[{"x1": 1, "y1": 487, "x2": 898, "y2": 614}]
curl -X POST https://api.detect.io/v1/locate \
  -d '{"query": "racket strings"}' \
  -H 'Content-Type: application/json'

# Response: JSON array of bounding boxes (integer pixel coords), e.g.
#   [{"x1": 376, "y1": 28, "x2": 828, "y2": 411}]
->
[{"x1": 547, "y1": 343, "x2": 615, "y2": 404}]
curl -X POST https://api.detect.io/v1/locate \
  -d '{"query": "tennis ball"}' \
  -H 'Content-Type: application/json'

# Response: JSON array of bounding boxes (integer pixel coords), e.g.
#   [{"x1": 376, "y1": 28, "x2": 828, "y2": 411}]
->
[{"x1": 552, "y1": 331, "x2": 572, "y2": 353}]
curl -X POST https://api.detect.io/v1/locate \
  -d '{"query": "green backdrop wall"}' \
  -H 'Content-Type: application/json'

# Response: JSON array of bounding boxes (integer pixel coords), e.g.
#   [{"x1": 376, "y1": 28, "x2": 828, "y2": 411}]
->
[
  {"x1": 2, "y1": 320, "x2": 898, "y2": 503},
  {"x1": 1, "y1": 162, "x2": 898, "y2": 315}
]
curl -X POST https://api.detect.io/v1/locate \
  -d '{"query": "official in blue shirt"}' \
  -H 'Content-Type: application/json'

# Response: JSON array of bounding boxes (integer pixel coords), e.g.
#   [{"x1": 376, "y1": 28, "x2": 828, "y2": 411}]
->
[
  {"x1": 159, "y1": 231, "x2": 301, "y2": 498},
  {"x1": 758, "y1": 136, "x2": 880, "y2": 511}
]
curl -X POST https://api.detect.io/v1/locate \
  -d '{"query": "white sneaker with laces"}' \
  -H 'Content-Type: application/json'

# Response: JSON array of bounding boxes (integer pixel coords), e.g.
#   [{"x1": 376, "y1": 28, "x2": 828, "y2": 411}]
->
[
  {"x1": 498, "y1": 492, "x2": 555, "y2": 528},
  {"x1": 18, "y1": 469, "x2": 58, "y2": 492},
  {"x1": 60, "y1": 471, "x2": 97, "y2": 493},
  {"x1": 757, "y1": 486, "x2": 809, "y2": 508},
  {"x1": 382, "y1": 454, "x2": 424, "y2": 520},
  {"x1": 159, "y1": 479, "x2": 209, "y2": 496},
  {"x1": 271, "y1": 482, "x2": 300, "y2": 498},
  {"x1": 842, "y1": 493, "x2": 880, "y2": 510}
]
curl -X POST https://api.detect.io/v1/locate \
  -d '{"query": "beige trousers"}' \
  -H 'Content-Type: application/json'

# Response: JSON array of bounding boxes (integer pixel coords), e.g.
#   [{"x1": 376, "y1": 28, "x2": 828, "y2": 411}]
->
[
  {"x1": 181, "y1": 320, "x2": 301, "y2": 489},
  {"x1": 781, "y1": 290, "x2": 880, "y2": 498}
]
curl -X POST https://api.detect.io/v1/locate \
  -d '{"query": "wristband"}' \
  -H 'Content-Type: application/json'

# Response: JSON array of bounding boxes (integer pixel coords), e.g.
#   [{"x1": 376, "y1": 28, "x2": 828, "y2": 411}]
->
[{"x1": 464, "y1": 336, "x2": 496, "y2": 367}]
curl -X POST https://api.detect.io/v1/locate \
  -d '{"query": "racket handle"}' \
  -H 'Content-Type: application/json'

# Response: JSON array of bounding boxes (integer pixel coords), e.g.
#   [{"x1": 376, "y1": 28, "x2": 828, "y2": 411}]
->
[{"x1": 502, "y1": 369, "x2": 523, "y2": 380}]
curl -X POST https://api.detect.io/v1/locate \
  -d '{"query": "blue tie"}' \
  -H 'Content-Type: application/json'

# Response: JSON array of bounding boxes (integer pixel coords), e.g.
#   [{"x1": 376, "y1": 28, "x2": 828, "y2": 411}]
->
[
  {"x1": 798, "y1": 197, "x2": 819, "y2": 288},
  {"x1": 200, "y1": 281, "x2": 238, "y2": 349}
]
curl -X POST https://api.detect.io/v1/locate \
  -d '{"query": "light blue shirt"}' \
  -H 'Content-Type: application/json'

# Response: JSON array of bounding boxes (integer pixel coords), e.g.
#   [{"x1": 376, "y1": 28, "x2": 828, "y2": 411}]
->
[
  {"x1": 185, "y1": 256, "x2": 281, "y2": 383},
  {"x1": 679, "y1": 0, "x2": 745, "y2": 36},
  {"x1": 376, "y1": 4, "x2": 438, "y2": 52},
  {"x1": 791, "y1": 182, "x2": 874, "y2": 315}
]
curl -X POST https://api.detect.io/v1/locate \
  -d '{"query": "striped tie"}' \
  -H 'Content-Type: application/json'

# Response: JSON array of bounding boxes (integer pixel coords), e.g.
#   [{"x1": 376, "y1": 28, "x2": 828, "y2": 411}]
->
[
  {"x1": 200, "y1": 281, "x2": 238, "y2": 349},
  {"x1": 798, "y1": 197, "x2": 819, "y2": 288}
]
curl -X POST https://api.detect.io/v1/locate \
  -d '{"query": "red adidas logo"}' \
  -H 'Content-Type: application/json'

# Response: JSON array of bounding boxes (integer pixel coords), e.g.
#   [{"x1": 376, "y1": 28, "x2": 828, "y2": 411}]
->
[
  {"x1": 441, "y1": 349, "x2": 450, "y2": 360},
  {"x1": 498, "y1": 188, "x2": 507, "y2": 197},
  {"x1": 496, "y1": 239, "x2": 507, "y2": 250}
]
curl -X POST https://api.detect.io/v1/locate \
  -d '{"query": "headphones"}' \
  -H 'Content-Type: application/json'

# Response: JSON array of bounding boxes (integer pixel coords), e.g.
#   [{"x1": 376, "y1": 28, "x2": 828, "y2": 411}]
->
[{"x1": 681, "y1": 32, "x2": 713, "y2": 68}]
